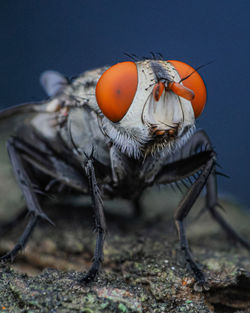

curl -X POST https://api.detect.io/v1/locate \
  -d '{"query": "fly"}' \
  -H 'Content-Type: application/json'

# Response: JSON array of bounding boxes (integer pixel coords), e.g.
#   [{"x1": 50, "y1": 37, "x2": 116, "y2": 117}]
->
[{"x1": 0, "y1": 58, "x2": 249, "y2": 288}]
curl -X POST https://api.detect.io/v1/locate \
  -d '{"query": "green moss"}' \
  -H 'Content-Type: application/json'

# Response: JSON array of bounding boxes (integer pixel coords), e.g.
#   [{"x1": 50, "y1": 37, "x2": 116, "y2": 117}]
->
[{"x1": 118, "y1": 303, "x2": 129, "y2": 312}]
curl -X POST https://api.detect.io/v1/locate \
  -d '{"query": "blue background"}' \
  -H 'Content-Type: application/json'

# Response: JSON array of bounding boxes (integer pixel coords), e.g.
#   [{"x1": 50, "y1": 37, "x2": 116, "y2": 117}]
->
[{"x1": 0, "y1": 0, "x2": 249, "y2": 206}]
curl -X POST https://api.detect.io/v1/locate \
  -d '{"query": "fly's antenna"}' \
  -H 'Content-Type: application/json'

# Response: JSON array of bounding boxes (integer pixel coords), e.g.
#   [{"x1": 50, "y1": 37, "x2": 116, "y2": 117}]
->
[{"x1": 179, "y1": 60, "x2": 215, "y2": 83}]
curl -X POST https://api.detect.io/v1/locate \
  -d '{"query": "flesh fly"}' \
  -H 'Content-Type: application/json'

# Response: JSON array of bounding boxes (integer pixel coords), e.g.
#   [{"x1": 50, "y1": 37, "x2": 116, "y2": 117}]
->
[{"x1": 0, "y1": 58, "x2": 249, "y2": 287}]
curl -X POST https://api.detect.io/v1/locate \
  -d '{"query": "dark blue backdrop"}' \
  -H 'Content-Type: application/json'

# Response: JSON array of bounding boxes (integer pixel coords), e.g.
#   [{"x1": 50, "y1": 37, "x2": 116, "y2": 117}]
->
[{"x1": 1, "y1": 0, "x2": 249, "y2": 206}]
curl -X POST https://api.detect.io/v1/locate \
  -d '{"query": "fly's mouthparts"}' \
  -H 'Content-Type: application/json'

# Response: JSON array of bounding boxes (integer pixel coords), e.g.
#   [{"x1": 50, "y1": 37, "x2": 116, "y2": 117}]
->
[
  {"x1": 155, "y1": 129, "x2": 165, "y2": 136},
  {"x1": 168, "y1": 128, "x2": 177, "y2": 137},
  {"x1": 152, "y1": 127, "x2": 178, "y2": 137}
]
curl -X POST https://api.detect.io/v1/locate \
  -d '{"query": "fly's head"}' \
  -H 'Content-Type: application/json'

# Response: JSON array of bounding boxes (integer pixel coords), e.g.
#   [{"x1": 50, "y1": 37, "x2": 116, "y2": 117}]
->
[{"x1": 95, "y1": 59, "x2": 207, "y2": 158}]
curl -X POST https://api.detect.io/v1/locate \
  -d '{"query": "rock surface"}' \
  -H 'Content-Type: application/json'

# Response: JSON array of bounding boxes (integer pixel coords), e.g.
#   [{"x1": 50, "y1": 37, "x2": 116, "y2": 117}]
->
[{"x1": 0, "y1": 186, "x2": 250, "y2": 313}]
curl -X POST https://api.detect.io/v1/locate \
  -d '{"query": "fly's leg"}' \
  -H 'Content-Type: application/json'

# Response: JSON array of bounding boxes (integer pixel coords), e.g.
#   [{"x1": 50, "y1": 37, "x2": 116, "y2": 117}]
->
[
  {"x1": 155, "y1": 128, "x2": 250, "y2": 283},
  {"x1": 206, "y1": 169, "x2": 250, "y2": 250},
  {"x1": 1, "y1": 215, "x2": 38, "y2": 262},
  {"x1": 155, "y1": 148, "x2": 215, "y2": 283},
  {"x1": 81, "y1": 156, "x2": 106, "y2": 283},
  {"x1": 174, "y1": 152, "x2": 216, "y2": 284},
  {"x1": 1, "y1": 133, "x2": 89, "y2": 262},
  {"x1": 1, "y1": 137, "x2": 51, "y2": 262},
  {"x1": 190, "y1": 130, "x2": 250, "y2": 250}
]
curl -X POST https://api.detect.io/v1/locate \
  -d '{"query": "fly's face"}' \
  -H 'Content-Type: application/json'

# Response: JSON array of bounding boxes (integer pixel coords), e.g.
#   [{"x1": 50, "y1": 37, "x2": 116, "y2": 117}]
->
[{"x1": 96, "y1": 59, "x2": 207, "y2": 157}]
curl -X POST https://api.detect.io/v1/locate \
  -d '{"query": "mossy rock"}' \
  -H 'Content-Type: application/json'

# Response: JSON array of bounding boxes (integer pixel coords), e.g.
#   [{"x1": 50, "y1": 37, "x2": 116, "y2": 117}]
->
[{"x1": 0, "y1": 181, "x2": 250, "y2": 312}]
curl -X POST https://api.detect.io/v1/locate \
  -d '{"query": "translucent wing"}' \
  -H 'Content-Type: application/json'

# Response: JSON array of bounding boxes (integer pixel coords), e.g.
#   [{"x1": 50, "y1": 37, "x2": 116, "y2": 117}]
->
[
  {"x1": 0, "y1": 70, "x2": 74, "y2": 217},
  {"x1": 40, "y1": 70, "x2": 68, "y2": 97},
  {"x1": 0, "y1": 101, "x2": 47, "y2": 218},
  {"x1": 0, "y1": 68, "x2": 90, "y2": 217}
]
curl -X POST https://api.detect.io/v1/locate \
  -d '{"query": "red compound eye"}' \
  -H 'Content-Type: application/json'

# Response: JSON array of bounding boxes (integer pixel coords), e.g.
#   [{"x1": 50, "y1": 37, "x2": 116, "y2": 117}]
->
[
  {"x1": 96, "y1": 61, "x2": 138, "y2": 122},
  {"x1": 168, "y1": 60, "x2": 207, "y2": 118}
]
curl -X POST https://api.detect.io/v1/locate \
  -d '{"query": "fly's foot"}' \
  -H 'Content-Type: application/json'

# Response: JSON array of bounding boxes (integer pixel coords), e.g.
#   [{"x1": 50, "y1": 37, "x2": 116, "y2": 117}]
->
[
  {"x1": 186, "y1": 257, "x2": 206, "y2": 287},
  {"x1": 188, "y1": 257, "x2": 204, "y2": 280},
  {"x1": 81, "y1": 272, "x2": 97, "y2": 284},
  {"x1": 181, "y1": 245, "x2": 207, "y2": 290},
  {"x1": 193, "y1": 280, "x2": 210, "y2": 292},
  {"x1": 79, "y1": 260, "x2": 102, "y2": 284},
  {"x1": 80, "y1": 270, "x2": 98, "y2": 284},
  {"x1": 0, "y1": 243, "x2": 23, "y2": 263}
]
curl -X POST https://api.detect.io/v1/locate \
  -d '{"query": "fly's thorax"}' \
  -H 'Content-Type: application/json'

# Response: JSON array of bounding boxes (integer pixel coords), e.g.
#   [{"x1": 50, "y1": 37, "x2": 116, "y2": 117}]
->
[{"x1": 58, "y1": 107, "x2": 110, "y2": 166}]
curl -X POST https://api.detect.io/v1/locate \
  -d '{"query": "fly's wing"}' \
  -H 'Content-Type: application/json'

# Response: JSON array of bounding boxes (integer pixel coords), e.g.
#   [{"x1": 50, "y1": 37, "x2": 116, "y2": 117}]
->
[
  {"x1": 0, "y1": 70, "x2": 69, "y2": 217},
  {"x1": 0, "y1": 103, "x2": 45, "y2": 219},
  {"x1": 40, "y1": 70, "x2": 68, "y2": 97}
]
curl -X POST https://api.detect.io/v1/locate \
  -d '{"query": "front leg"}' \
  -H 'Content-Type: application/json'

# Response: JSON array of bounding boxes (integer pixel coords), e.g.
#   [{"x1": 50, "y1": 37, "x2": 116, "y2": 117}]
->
[
  {"x1": 174, "y1": 152, "x2": 216, "y2": 284},
  {"x1": 156, "y1": 146, "x2": 216, "y2": 284},
  {"x1": 188, "y1": 130, "x2": 250, "y2": 250},
  {"x1": 81, "y1": 156, "x2": 107, "y2": 283},
  {"x1": 156, "y1": 129, "x2": 250, "y2": 284}
]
